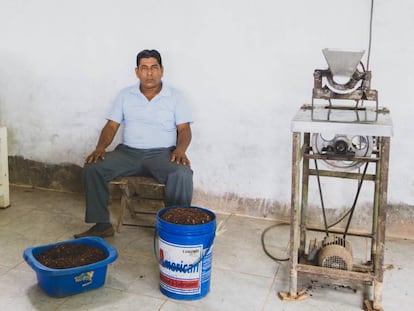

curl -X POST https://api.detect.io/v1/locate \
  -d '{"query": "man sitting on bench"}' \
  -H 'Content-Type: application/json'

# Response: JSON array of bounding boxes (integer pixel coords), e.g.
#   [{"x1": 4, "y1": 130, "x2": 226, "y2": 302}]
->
[{"x1": 75, "y1": 49, "x2": 193, "y2": 238}]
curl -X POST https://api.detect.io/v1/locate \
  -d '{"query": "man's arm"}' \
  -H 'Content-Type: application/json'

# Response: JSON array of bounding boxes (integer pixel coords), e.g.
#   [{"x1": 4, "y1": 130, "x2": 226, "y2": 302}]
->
[
  {"x1": 85, "y1": 120, "x2": 120, "y2": 163},
  {"x1": 171, "y1": 122, "x2": 192, "y2": 166}
]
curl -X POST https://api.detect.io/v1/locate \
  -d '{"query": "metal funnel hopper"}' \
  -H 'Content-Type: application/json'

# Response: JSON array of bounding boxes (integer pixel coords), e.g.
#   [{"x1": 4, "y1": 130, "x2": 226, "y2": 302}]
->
[{"x1": 322, "y1": 48, "x2": 365, "y2": 84}]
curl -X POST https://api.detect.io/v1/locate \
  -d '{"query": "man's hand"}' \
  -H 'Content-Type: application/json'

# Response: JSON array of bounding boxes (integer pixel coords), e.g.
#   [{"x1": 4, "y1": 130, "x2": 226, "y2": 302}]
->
[
  {"x1": 172, "y1": 123, "x2": 192, "y2": 166},
  {"x1": 85, "y1": 148, "x2": 106, "y2": 163},
  {"x1": 85, "y1": 120, "x2": 120, "y2": 164},
  {"x1": 170, "y1": 149, "x2": 191, "y2": 167}
]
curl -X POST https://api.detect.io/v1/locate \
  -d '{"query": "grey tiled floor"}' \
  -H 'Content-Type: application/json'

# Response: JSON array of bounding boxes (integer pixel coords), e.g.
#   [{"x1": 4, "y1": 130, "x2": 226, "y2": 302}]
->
[{"x1": 0, "y1": 186, "x2": 412, "y2": 310}]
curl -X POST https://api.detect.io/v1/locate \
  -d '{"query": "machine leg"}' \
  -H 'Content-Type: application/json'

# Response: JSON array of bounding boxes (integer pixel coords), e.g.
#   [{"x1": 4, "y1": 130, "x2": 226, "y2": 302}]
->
[
  {"x1": 373, "y1": 280, "x2": 383, "y2": 311},
  {"x1": 278, "y1": 132, "x2": 308, "y2": 302}
]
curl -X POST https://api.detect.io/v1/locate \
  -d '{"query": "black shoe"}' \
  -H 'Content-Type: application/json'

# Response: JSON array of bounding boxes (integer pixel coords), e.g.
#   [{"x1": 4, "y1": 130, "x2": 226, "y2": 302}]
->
[{"x1": 74, "y1": 224, "x2": 115, "y2": 239}]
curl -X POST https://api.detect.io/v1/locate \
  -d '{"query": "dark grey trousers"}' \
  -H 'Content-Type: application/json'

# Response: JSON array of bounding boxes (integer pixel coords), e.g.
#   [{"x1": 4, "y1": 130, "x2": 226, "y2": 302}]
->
[{"x1": 82, "y1": 144, "x2": 193, "y2": 223}]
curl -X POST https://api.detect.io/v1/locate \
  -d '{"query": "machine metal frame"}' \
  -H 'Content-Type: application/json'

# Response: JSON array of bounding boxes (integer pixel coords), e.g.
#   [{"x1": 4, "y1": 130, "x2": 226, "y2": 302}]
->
[
  {"x1": 0, "y1": 127, "x2": 10, "y2": 209},
  {"x1": 286, "y1": 105, "x2": 392, "y2": 311}
]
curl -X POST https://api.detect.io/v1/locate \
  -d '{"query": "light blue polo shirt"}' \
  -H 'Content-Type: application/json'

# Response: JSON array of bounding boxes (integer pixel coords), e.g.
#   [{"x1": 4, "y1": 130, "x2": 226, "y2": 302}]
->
[{"x1": 107, "y1": 83, "x2": 193, "y2": 149}]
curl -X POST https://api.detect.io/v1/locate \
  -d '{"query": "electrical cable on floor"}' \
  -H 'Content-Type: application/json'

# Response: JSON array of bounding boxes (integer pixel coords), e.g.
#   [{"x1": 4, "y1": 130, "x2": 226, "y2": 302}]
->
[
  {"x1": 261, "y1": 161, "x2": 368, "y2": 263},
  {"x1": 261, "y1": 222, "x2": 290, "y2": 263}
]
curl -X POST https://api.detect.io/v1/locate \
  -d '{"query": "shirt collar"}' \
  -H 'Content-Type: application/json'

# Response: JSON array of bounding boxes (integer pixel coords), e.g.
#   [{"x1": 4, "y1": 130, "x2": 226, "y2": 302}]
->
[{"x1": 132, "y1": 81, "x2": 171, "y2": 98}]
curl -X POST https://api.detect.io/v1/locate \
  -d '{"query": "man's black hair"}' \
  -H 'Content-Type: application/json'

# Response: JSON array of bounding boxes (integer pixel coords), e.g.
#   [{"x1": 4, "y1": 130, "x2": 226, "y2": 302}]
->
[{"x1": 136, "y1": 49, "x2": 162, "y2": 67}]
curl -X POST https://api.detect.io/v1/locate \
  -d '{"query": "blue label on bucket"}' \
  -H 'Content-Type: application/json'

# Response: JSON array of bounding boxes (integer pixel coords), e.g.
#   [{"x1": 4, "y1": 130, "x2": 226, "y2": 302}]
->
[
  {"x1": 159, "y1": 238, "x2": 207, "y2": 295},
  {"x1": 201, "y1": 252, "x2": 212, "y2": 282},
  {"x1": 74, "y1": 271, "x2": 94, "y2": 287}
]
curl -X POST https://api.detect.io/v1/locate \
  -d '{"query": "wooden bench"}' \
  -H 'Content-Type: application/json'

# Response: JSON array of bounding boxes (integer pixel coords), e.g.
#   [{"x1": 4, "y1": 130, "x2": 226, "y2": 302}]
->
[{"x1": 109, "y1": 176, "x2": 166, "y2": 232}]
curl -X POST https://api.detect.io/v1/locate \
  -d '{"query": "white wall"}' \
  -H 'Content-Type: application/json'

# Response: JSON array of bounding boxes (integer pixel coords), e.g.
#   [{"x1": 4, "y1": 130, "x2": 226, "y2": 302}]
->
[{"x1": 0, "y1": 0, "x2": 413, "y2": 206}]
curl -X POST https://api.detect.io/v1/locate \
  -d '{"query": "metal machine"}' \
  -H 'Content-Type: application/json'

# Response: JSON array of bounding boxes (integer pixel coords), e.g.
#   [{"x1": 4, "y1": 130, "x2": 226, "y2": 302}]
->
[
  {"x1": 309, "y1": 49, "x2": 377, "y2": 270},
  {"x1": 280, "y1": 49, "x2": 392, "y2": 311},
  {"x1": 312, "y1": 48, "x2": 378, "y2": 113}
]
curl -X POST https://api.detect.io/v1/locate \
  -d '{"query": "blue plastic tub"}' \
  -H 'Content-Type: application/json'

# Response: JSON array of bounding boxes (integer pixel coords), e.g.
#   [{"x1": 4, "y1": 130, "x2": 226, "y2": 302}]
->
[
  {"x1": 156, "y1": 206, "x2": 216, "y2": 300},
  {"x1": 23, "y1": 237, "x2": 118, "y2": 297}
]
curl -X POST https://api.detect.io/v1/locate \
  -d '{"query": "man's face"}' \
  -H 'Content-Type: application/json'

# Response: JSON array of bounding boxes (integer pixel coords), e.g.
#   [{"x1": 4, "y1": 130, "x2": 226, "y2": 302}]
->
[{"x1": 135, "y1": 57, "x2": 164, "y2": 90}]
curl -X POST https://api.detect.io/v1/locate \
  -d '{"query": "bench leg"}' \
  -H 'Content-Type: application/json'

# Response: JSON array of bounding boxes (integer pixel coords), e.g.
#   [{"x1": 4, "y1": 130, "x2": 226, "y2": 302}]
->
[
  {"x1": 113, "y1": 176, "x2": 166, "y2": 232},
  {"x1": 116, "y1": 183, "x2": 130, "y2": 233}
]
